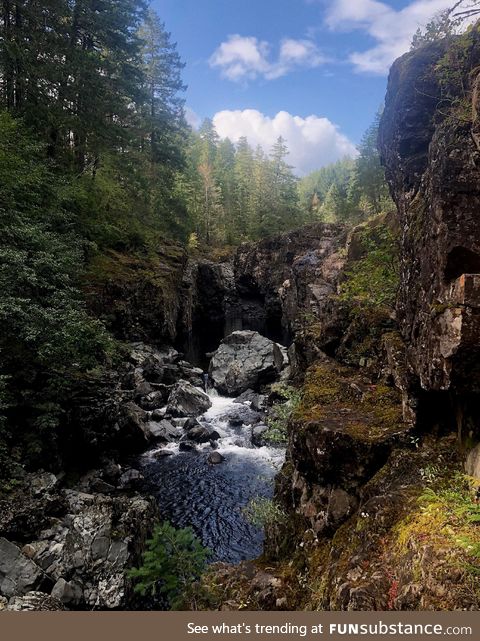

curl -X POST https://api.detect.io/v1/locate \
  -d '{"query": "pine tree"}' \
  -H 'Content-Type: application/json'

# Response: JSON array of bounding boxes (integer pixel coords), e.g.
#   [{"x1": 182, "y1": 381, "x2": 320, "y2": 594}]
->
[
  {"x1": 266, "y1": 136, "x2": 300, "y2": 234},
  {"x1": 234, "y1": 136, "x2": 254, "y2": 239},
  {"x1": 214, "y1": 138, "x2": 237, "y2": 243},
  {"x1": 138, "y1": 8, "x2": 186, "y2": 166},
  {"x1": 352, "y1": 112, "x2": 392, "y2": 216}
]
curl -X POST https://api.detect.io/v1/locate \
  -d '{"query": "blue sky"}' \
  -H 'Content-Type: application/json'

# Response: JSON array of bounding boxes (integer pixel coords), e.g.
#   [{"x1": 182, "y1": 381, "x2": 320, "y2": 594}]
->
[{"x1": 152, "y1": 0, "x2": 455, "y2": 174}]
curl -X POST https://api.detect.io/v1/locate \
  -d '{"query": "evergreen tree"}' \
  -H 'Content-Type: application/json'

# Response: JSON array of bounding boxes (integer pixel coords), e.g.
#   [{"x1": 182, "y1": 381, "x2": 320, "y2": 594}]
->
[
  {"x1": 233, "y1": 136, "x2": 254, "y2": 240},
  {"x1": 352, "y1": 112, "x2": 392, "y2": 216},
  {"x1": 265, "y1": 136, "x2": 300, "y2": 235},
  {"x1": 214, "y1": 138, "x2": 236, "y2": 243}
]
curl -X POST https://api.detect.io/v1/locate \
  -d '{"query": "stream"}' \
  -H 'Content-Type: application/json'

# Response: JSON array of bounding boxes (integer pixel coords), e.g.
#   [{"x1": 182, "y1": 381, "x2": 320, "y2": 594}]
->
[{"x1": 140, "y1": 391, "x2": 285, "y2": 563}]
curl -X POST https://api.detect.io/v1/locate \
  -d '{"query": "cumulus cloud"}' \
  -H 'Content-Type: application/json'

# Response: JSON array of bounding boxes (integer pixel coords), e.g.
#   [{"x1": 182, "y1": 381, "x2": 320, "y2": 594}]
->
[
  {"x1": 209, "y1": 35, "x2": 327, "y2": 82},
  {"x1": 324, "y1": 0, "x2": 460, "y2": 74},
  {"x1": 212, "y1": 109, "x2": 357, "y2": 175}
]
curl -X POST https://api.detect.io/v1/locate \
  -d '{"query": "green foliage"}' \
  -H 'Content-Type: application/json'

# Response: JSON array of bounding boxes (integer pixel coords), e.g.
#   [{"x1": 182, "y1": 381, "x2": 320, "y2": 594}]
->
[
  {"x1": 181, "y1": 130, "x2": 303, "y2": 245},
  {"x1": 243, "y1": 497, "x2": 287, "y2": 529},
  {"x1": 411, "y1": 2, "x2": 480, "y2": 49},
  {"x1": 299, "y1": 113, "x2": 393, "y2": 226},
  {"x1": 410, "y1": 472, "x2": 480, "y2": 575},
  {"x1": 0, "y1": 2, "x2": 189, "y2": 475},
  {"x1": 433, "y1": 22, "x2": 480, "y2": 125},
  {"x1": 0, "y1": 112, "x2": 120, "y2": 474},
  {"x1": 339, "y1": 223, "x2": 399, "y2": 311},
  {"x1": 264, "y1": 385, "x2": 301, "y2": 445},
  {"x1": 128, "y1": 522, "x2": 211, "y2": 609}
]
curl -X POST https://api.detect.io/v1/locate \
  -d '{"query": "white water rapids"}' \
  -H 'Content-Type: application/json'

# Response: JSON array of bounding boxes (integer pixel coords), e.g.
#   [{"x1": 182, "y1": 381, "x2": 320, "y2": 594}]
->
[{"x1": 140, "y1": 390, "x2": 285, "y2": 562}]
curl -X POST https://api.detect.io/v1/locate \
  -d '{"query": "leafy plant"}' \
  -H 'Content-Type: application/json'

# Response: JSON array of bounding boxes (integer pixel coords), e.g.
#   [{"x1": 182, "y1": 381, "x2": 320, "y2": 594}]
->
[
  {"x1": 264, "y1": 385, "x2": 300, "y2": 445},
  {"x1": 128, "y1": 522, "x2": 211, "y2": 609},
  {"x1": 339, "y1": 224, "x2": 399, "y2": 311},
  {"x1": 243, "y1": 497, "x2": 287, "y2": 529}
]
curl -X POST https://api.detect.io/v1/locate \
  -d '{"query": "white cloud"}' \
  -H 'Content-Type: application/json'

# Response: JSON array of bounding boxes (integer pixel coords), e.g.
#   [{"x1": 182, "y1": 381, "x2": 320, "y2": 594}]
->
[
  {"x1": 209, "y1": 35, "x2": 327, "y2": 82},
  {"x1": 185, "y1": 106, "x2": 201, "y2": 130},
  {"x1": 325, "y1": 0, "x2": 461, "y2": 74},
  {"x1": 212, "y1": 109, "x2": 357, "y2": 175}
]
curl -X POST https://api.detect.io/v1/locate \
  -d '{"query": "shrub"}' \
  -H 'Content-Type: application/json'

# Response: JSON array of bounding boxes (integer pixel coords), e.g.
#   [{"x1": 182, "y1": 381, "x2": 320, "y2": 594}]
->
[
  {"x1": 128, "y1": 522, "x2": 211, "y2": 609},
  {"x1": 339, "y1": 224, "x2": 399, "y2": 311},
  {"x1": 243, "y1": 497, "x2": 287, "y2": 529},
  {"x1": 264, "y1": 385, "x2": 301, "y2": 445}
]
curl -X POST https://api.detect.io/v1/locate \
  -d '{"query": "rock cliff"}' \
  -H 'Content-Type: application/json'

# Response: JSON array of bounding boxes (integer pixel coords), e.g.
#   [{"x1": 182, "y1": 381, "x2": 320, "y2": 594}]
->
[{"x1": 379, "y1": 31, "x2": 480, "y2": 458}]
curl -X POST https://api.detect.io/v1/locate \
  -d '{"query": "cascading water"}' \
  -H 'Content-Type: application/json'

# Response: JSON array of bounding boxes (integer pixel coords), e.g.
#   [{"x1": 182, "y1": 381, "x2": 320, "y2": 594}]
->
[{"x1": 140, "y1": 390, "x2": 285, "y2": 563}]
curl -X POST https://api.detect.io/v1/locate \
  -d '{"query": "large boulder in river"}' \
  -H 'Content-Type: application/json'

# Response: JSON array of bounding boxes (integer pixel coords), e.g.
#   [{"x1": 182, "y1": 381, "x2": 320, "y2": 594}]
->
[
  {"x1": 209, "y1": 331, "x2": 285, "y2": 395},
  {"x1": 166, "y1": 380, "x2": 211, "y2": 417}
]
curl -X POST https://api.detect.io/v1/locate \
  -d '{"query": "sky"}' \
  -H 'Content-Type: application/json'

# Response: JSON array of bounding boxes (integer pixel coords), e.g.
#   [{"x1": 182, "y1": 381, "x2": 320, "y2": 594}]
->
[{"x1": 152, "y1": 0, "x2": 457, "y2": 175}]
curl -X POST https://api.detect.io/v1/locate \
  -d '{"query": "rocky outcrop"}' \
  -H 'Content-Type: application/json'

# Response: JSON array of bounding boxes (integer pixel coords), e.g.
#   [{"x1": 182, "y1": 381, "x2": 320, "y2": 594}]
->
[
  {"x1": 209, "y1": 331, "x2": 285, "y2": 396},
  {"x1": 276, "y1": 358, "x2": 411, "y2": 538},
  {"x1": 233, "y1": 224, "x2": 347, "y2": 348},
  {"x1": 0, "y1": 472, "x2": 158, "y2": 610},
  {"x1": 379, "y1": 33, "x2": 480, "y2": 440},
  {"x1": 83, "y1": 244, "x2": 189, "y2": 345}
]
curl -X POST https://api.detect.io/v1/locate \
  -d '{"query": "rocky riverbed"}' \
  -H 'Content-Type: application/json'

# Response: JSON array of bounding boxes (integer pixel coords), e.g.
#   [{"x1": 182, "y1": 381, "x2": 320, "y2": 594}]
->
[{"x1": 0, "y1": 331, "x2": 289, "y2": 610}]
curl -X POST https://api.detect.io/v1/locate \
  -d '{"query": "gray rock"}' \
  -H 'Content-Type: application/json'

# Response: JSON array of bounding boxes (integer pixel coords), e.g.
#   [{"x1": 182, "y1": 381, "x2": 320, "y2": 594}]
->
[
  {"x1": 220, "y1": 404, "x2": 262, "y2": 427},
  {"x1": 0, "y1": 538, "x2": 47, "y2": 598},
  {"x1": 138, "y1": 390, "x2": 166, "y2": 411},
  {"x1": 144, "y1": 419, "x2": 178, "y2": 442},
  {"x1": 209, "y1": 331, "x2": 284, "y2": 395},
  {"x1": 166, "y1": 380, "x2": 212, "y2": 417},
  {"x1": 252, "y1": 424, "x2": 269, "y2": 446},
  {"x1": 150, "y1": 408, "x2": 166, "y2": 421},
  {"x1": 182, "y1": 426, "x2": 220, "y2": 444},
  {"x1": 118, "y1": 469, "x2": 144, "y2": 489},
  {"x1": 51, "y1": 578, "x2": 83, "y2": 606},
  {"x1": 183, "y1": 417, "x2": 201, "y2": 431},
  {"x1": 179, "y1": 441, "x2": 197, "y2": 452},
  {"x1": 234, "y1": 389, "x2": 267, "y2": 411},
  {"x1": 152, "y1": 449, "x2": 174, "y2": 459},
  {"x1": 207, "y1": 452, "x2": 225, "y2": 465},
  {"x1": 31, "y1": 473, "x2": 58, "y2": 497}
]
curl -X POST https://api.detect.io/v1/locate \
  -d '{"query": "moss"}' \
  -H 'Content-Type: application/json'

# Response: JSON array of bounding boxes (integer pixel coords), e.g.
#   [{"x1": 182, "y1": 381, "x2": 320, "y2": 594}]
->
[{"x1": 293, "y1": 362, "x2": 406, "y2": 443}]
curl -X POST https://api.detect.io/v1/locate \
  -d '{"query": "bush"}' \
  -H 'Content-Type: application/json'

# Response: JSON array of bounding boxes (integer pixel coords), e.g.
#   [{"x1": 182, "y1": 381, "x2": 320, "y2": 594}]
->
[
  {"x1": 128, "y1": 522, "x2": 211, "y2": 609},
  {"x1": 264, "y1": 385, "x2": 300, "y2": 445},
  {"x1": 339, "y1": 223, "x2": 399, "y2": 311},
  {"x1": 243, "y1": 497, "x2": 287, "y2": 529},
  {"x1": 0, "y1": 111, "x2": 116, "y2": 476}
]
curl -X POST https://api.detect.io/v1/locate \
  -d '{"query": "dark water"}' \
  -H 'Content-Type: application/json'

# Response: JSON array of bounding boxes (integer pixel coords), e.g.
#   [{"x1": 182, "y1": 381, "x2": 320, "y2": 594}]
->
[{"x1": 140, "y1": 394, "x2": 285, "y2": 563}]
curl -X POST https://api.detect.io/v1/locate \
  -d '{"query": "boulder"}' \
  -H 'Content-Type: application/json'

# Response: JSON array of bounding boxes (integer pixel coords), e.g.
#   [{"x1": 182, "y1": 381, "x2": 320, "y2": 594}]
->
[
  {"x1": 209, "y1": 331, "x2": 285, "y2": 395},
  {"x1": 252, "y1": 424, "x2": 269, "y2": 447},
  {"x1": 0, "y1": 538, "x2": 48, "y2": 598},
  {"x1": 208, "y1": 452, "x2": 225, "y2": 465},
  {"x1": 179, "y1": 441, "x2": 197, "y2": 453},
  {"x1": 144, "y1": 419, "x2": 178, "y2": 443},
  {"x1": 219, "y1": 404, "x2": 262, "y2": 427},
  {"x1": 151, "y1": 408, "x2": 167, "y2": 421},
  {"x1": 182, "y1": 426, "x2": 220, "y2": 444},
  {"x1": 234, "y1": 389, "x2": 267, "y2": 412},
  {"x1": 166, "y1": 380, "x2": 212, "y2": 417},
  {"x1": 183, "y1": 417, "x2": 201, "y2": 431},
  {"x1": 118, "y1": 469, "x2": 144, "y2": 489},
  {"x1": 51, "y1": 578, "x2": 83, "y2": 606},
  {"x1": 31, "y1": 473, "x2": 58, "y2": 497}
]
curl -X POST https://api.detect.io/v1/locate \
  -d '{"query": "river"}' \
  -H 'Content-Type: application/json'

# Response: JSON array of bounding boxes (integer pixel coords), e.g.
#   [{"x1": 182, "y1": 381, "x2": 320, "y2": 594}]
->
[{"x1": 140, "y1": 390, "x2": 285, "y2": 563}]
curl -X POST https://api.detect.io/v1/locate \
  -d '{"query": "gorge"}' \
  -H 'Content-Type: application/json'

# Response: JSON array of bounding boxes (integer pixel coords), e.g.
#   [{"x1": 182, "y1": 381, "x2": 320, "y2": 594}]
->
[{"x1": 2, "y1": 18, "x2": 480, "y2": 614}]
